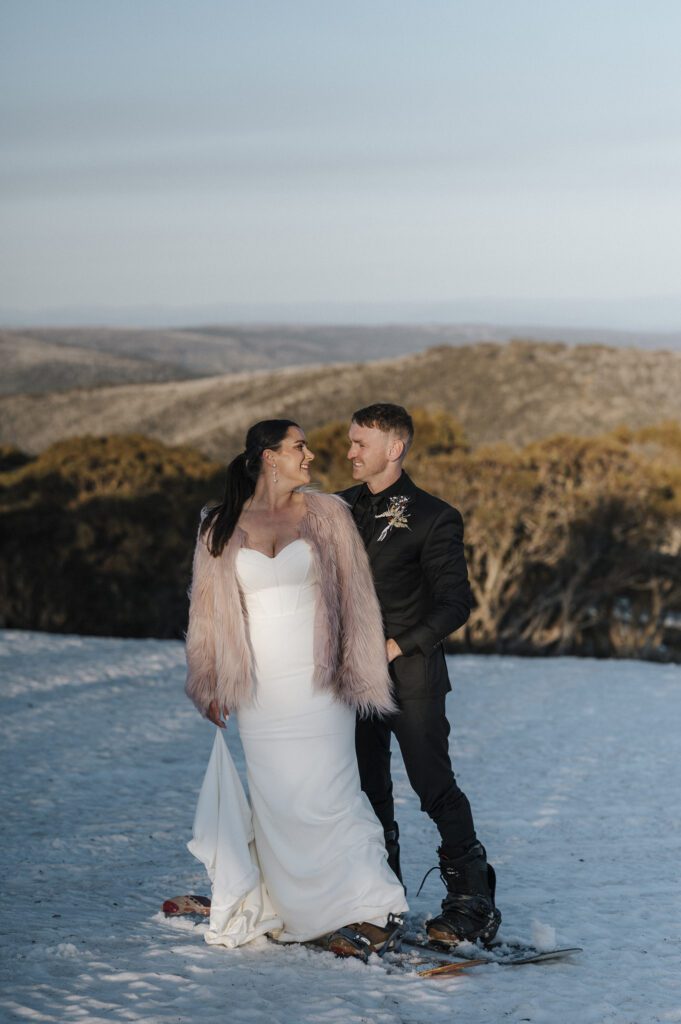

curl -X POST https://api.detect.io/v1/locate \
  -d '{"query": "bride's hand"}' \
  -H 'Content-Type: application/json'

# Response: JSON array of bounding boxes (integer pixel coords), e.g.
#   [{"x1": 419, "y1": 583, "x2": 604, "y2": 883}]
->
[{"x1": 207, "y1": 699, "x2": 229, "y2": 728}]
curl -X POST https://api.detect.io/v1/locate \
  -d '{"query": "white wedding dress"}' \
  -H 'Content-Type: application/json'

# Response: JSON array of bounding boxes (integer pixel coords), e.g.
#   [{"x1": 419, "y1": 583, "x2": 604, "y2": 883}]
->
[{"x1": 189, "y1": 538, "x2": 408, "y2": 947}]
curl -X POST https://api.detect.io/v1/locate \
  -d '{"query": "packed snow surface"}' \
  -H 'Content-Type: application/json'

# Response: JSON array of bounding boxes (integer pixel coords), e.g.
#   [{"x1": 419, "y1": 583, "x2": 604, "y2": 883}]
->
[{"x1": 1, "y1": 630, "x2": 680, "y2": 1023}]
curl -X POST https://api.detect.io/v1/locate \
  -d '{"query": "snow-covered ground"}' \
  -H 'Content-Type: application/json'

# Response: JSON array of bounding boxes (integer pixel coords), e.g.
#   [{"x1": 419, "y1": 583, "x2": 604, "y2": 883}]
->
[{"x1": 1, "y1": 630, "x2": 680, "y2": 1024}]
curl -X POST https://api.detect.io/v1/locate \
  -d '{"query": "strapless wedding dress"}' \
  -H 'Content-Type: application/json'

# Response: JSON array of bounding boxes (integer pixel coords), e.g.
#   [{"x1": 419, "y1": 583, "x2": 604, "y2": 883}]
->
[{"x1": 190, "y1": 538, "x2": 407, "y2": 946}]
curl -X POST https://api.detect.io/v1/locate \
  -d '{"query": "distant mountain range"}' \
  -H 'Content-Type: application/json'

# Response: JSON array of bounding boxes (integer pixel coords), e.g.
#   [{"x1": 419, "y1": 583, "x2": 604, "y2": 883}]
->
[
  {"x1": 2, "y1": 338, "x2": 680, "y2": 458},
  {"x1": 3, "y1": 294, "x2": 681, "y2": 330},
  {"x1": 2, "y1": 323, "x2": 681, "y2": 397}
]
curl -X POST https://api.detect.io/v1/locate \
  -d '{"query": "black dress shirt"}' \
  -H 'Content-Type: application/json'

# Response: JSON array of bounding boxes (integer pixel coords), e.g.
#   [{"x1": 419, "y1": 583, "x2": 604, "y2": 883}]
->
[{"x1": 352, "y1": 476, "x2": 406, "y2": 547}]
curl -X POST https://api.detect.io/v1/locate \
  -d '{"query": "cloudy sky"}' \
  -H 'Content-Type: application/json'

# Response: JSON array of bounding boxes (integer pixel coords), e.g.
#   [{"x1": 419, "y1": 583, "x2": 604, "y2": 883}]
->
[{"x1": 2, "y1": 0, "x2": 681, "y2": 326}]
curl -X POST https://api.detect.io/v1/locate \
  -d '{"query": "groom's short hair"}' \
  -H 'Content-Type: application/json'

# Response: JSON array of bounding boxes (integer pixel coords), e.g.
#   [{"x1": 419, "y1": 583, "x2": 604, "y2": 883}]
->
[{"x1": 351, "y1": 403, "x2": 414, "y2": 455}]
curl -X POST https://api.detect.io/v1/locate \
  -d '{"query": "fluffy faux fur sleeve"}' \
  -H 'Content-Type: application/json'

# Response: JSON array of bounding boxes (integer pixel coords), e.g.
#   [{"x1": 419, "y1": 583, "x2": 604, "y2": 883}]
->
[
  {"x1": 325, "y1": 495, "x2": 397, "y2": 717},
  {"x1": 184, "y1": 525, "x2": 218, "y2": 716}
]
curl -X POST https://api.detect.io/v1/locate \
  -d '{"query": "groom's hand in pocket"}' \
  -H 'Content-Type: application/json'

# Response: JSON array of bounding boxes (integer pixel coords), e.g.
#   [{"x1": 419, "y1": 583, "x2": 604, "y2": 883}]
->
[
  {"x1": 207, "y1": 699, "x2": 229, "y2": 728},
  {"x1": 386, "y1": 639, "x2": 403, "y2": 663}
]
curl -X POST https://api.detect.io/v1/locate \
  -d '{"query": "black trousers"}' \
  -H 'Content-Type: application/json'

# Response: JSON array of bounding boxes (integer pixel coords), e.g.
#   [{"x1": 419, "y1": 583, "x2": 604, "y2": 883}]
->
[{"x1": 355, "y1": 693, "x2": 476, "y2": 853}]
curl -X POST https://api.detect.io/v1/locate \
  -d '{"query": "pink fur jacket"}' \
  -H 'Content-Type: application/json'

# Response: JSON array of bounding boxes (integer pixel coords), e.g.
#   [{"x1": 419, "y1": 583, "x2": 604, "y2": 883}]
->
[{"x1": 185, "y1": 491, "x2": 396, "y2": 718}]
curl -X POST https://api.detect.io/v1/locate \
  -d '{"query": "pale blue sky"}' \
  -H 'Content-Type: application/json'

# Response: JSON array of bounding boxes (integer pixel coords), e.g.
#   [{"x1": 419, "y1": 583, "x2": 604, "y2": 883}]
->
[{"x1": 2, "y1": 1, "x2": 681, "y2": 326}]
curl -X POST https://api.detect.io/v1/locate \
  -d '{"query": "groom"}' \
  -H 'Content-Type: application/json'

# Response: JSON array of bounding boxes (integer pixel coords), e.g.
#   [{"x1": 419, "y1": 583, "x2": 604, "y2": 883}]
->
[{"x1": 339, "y1": 403, "x2": 501, "y2": 945}]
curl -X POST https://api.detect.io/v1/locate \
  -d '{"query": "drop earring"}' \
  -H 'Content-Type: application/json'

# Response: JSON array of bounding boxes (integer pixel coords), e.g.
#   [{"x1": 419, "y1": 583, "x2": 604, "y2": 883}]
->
[{"x1": 271, "y1": 461, "x2": 279, "y2": 484}]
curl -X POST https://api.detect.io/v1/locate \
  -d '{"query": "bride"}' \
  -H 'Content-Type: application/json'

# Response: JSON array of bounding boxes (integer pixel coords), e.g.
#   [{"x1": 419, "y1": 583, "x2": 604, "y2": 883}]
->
[{"x1": 183, "y1": 418, "x2": 408, "y2": 954}]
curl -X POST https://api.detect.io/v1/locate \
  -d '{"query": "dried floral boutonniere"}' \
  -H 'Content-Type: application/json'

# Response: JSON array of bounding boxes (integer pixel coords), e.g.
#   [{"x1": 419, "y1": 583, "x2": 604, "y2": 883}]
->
[{"x1": 375, "y1": 495, "x2": 411, "y2": 542}]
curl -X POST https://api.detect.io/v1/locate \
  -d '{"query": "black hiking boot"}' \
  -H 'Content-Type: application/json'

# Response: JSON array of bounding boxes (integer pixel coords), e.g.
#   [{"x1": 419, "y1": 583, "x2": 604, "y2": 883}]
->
[
  {"x1": 384, "y1": 822, "x2": 404, "y2": 889},
  {"x1": 426, "y1": 841, "x2": 501, "y2": 946}
]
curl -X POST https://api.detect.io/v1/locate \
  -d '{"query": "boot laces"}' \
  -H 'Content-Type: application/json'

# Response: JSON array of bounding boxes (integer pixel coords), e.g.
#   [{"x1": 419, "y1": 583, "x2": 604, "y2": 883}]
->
[
  {"x1": 416, "y1": 859, "x2": 465, "y2": 897},
  {"x1": 415, "y1": 864, "x2": 440, "y2": 897}
]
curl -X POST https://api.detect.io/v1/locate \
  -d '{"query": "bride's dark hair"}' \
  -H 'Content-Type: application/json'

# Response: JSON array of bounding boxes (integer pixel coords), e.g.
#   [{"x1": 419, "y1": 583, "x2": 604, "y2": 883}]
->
[{"x1": 201, "y1": 419, "x2": 300, "y2": 557}]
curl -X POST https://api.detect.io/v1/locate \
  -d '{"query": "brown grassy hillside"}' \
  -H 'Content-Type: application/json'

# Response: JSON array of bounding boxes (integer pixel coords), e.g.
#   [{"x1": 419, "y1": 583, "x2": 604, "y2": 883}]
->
[
  {"x1": 0, "y1": 330, "x2": 189, "y2": 394},
  {"x1": 2, "y1": 341, "x2": 681, "y2": 459}
]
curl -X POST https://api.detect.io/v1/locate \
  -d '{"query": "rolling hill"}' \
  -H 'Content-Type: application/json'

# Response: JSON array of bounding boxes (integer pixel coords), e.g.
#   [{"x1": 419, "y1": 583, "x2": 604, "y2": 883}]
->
[
  {"x1": 4, "y1": 323, "x2": 681, "y2": 396},
  {"x1": 2, "y1": 339, "x2": 680, "y2": 458}
]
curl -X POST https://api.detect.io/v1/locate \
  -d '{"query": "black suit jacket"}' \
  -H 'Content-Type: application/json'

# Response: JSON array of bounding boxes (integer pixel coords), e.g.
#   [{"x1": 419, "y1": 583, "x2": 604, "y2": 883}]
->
[{"x1": 338, "y1": 472, "x2": 472, "y2": 700}]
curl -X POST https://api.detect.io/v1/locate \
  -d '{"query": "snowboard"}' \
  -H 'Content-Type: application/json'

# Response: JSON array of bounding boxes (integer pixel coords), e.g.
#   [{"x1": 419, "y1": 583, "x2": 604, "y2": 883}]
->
[
  {"x1": 161, "y1": 895, "x2": 581, "y2": 976},
  {"x1": 162, "y1": 894, "x2": 211, "y2": 918},
  {"x1": 267, "y1": 931, "x2": 482, "y2": 975},
  {"x1": 271, "y1": 935, "x2": 580, "y2": 977},
  {"x1": 395, "y1": 934, "x2": 582, "y2": 974}
]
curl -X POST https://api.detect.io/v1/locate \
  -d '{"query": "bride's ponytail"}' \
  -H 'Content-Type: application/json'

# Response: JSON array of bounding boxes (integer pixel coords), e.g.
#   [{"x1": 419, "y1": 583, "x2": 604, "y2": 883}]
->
[
  {"x1": 201, "y1": 419, "x2": 300, "y2": 556},
  {"x1": 202, "y1": 450, "x2": 256, "y2": 556}
]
